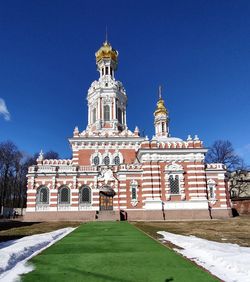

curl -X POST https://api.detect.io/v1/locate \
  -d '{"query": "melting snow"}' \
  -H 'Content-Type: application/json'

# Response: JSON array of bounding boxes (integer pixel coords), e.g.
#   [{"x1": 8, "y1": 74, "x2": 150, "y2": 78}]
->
[
  {"x1": 0, "y1": 227, "x2": 75, "y2": 282},
  {"x1": 158, "y1": 231, "x2": 250, "y2": 282}
]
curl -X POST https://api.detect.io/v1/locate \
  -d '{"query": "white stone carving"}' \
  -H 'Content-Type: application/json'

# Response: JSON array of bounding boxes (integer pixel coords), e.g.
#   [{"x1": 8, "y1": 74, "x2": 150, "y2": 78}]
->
[{"x1": 98, "y1": 169, "x2": 115, "y2": 184}]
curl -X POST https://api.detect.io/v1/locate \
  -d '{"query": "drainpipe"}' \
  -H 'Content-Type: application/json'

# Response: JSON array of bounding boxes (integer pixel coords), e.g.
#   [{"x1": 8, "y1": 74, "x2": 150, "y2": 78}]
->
[
  {"x1": 204, "y1": 164, "x2": 212, "y2": 219},
  {"x1": 113, "y1": 166, "x2": 120, "y2": 213}
]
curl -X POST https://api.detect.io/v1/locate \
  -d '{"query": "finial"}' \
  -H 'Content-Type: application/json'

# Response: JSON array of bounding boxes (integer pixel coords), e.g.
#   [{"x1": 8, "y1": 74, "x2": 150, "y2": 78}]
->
[
  {"x1": 194, "y1": 134, "x2": 199, "y2": 141},
  {"x1": 105, "y1": 25, "x2": 108, "y2": 43},
  {"x1": 158, "y1": 85, "x2": 162, "y2": 99},
  {"x1": 37, "y1": 150, "x2": 44, "y2": 161}
]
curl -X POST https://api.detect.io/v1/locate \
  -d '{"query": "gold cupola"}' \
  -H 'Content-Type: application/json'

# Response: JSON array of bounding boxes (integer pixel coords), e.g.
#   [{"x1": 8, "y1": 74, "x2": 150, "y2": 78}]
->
[
  {"x1": 154, "y1": 98, "x2": 167, "y2": 116},
  {"x1": 95, "y1": 40, "x2": 118, "y2": 63},
  {"x1": 154, "y1": 86, "x2": 168, "y2": 117}
]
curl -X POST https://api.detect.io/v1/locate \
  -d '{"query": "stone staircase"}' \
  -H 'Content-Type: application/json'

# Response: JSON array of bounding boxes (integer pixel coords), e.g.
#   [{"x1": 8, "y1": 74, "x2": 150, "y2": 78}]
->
[{"x1": 95, "y1": 210, "x2": 119, "y2": 221}]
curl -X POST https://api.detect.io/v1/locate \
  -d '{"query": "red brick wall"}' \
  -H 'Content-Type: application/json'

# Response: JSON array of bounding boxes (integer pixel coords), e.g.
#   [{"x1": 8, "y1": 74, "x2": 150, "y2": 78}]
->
[{"x1": 231, "y1": 198, "x2": 250, "y2": 215}]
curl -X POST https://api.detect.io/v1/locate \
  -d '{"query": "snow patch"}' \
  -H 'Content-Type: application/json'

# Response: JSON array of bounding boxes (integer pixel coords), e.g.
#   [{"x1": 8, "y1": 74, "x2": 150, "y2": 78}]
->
[
  {"x1": 0, "y1": 227, "x2": 75, "y2": 282},
  {"x1": 158, "y1": 231, "x2": 250, "y2": 282}
]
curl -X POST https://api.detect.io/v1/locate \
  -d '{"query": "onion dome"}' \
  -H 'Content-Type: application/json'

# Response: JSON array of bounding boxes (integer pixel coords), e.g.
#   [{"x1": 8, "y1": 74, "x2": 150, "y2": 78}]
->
[
  {"x1": 154, "y1": 97, "x2": 168, "y2": 117},
  {"x1": 95, "y1": 41, "x2": 118, "y2": 63}
]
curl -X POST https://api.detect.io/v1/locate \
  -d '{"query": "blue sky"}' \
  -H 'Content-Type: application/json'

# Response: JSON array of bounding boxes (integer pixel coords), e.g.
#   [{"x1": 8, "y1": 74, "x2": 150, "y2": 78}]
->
[{"x1": 0, "y1": 0, "x2": 250, "y2": 164}]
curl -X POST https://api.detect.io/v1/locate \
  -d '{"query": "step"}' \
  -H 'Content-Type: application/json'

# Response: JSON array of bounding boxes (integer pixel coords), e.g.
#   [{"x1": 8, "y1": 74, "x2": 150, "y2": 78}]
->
[{"x1": 96, "y1": 211, "x2": 119, "y2": 221}]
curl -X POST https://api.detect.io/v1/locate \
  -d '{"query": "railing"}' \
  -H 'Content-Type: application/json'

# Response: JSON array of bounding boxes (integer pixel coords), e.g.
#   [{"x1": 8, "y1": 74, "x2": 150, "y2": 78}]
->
[
  {"x1": 78, "y1": 166, "x2": 97, "y2": 172},
  {"x1": 36, "y1": 204, "x2": 50, "y2": 211},
  {"x1": 37, "y1": 166, "x2": 57, "y2": 173},
  {"x1": 57, "y1": 166, "x2": 77, "y2": 173},
  {"x1": 206, "y1": 163, "x2": 226, "y2": 170},
  {"x1": 119, "y1": 164, "x2": 142, "y2": 170},
  {"x1": 29, "y1": 163, "x2": 142, "y2": 174},
  {"x1": 58, "y1": 204, "x2": 71, "y2": 211},
  {"x1": 79, "y1": 203, "x2": 92, "y2": 210}
]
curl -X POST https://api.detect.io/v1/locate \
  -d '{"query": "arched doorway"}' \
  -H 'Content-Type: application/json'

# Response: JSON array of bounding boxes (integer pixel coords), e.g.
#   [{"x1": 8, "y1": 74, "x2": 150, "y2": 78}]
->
[{"x1": 99, "y1": 186, "x2": 115, "y2": 211}]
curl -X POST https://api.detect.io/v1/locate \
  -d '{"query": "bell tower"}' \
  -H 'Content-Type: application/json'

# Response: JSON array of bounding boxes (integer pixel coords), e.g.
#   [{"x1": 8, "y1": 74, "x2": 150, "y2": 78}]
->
[
  {"x1": 154, "y1": 86, "x2": 169, "y2": 139},
  {"x1": 86, "y1": 40, "x2": 128, "y2": 134}
]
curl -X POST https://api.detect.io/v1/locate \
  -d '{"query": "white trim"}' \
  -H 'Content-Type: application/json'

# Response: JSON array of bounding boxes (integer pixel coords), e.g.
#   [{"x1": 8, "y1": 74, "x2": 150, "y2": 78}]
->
[
  {"x1": 187, "y1": 176, "x2": 206, "y2": 179},
  {"x1": 186, "y1": 170, "x2": 205, "y2": 173},
  {"x1": 142, "y1": 182, "x2": 161, "y2": 186},
  {"x1": 188, "y1": 181, "x2": 206, "y2": 185}
]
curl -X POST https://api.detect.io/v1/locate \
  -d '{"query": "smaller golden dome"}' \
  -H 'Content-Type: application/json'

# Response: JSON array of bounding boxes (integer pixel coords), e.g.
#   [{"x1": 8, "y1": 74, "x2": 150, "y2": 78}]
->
[
  {"x1": 154, "y1": 98, "x2": 168, "y2": 116},
  {"x1": 95, "y1": 41, "x2": 118, "y2": 63}
]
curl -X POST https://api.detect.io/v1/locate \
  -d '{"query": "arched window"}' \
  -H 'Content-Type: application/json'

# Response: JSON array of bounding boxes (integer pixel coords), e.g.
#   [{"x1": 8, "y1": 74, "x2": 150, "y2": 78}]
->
[
  {"x1": 118, "y1": 108, "x2": 122, "y2": 124},
  {"x1": 114, "y1": 155, "x2": 120, "y2": 165},
  {"x1": 169, "y1": 175, "x2": 180, "y2": 194},
  {"x1": 209, "y1": 184, "x2": 215, "y2": 198},
  {"x1": 104, "y1": 105, "x2": 110, "y2": 121},
  {"x1": 79, "y1": 186, "x2": 91, "y2": 204},
  {"x1": 207, "y1": 180, "x2": 216, "y2": 199},
  {"x1": 103, "y1": 156, "x2": 110, "y2": 166},
  {"x1": 37, "y1": 186, "x2": 49, "y2": 204},
  {"x1": 59, "y1": 186, "x2": 70, "y2": 204},
  {"x1": 93, "y1": 108, "x2": 96, "y2": 123},
  {"x1": 93, "y1": 155, "x2": 100, "y2": 166},
  {"x1": 130, "y1": 181, "x2": 138, "y2": 200}
]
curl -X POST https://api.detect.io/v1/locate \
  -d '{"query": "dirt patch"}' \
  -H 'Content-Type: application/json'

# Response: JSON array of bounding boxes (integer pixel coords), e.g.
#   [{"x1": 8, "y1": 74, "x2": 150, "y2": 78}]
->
[
  {"x1": 133, "y1": 216, "x2": 250, "y2": 247},
  {"x1": 0, "y1": 221, "x2": 80, "y2": 243}
]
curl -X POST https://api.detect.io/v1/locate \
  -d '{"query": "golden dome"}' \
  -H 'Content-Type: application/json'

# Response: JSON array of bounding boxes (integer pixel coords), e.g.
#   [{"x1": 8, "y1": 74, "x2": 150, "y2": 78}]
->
[
  {"x1": 154, "y1": 98, "x2": 168, "y2": 116},
  {"x1": 95, "y1": 41, "x2": 118, "y2": 63}
]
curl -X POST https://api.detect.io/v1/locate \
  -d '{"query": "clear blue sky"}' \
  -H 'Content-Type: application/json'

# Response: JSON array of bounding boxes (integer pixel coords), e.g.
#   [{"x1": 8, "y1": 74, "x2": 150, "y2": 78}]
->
[{"x1": 0, "y1": 0, "x2": 249, "y2": 164}]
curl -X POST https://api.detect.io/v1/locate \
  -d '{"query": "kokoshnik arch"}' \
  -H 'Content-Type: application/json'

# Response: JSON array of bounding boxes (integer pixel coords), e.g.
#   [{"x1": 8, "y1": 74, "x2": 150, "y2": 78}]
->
[{"x1": 25, "y1": 40, "x2": 232, "y2": 221}]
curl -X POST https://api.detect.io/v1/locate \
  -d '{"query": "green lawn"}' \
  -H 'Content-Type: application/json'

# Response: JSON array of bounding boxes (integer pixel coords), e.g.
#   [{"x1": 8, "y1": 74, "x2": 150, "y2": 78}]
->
[{"x1": 23, "y1": 222, "x2": 218, "y2": 282}]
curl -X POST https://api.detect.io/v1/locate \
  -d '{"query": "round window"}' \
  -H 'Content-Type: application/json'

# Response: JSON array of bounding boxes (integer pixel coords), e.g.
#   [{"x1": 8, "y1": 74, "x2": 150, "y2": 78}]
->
[
  {"x1": 93, "y1": 156, "x2": 100, "y2": 165},
  {"x1": 103, "y1": 156, "x2": 110, "y2": 166}
]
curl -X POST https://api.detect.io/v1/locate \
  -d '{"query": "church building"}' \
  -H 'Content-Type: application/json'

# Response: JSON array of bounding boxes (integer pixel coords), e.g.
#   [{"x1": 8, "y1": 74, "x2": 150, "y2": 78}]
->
[{"x1": 25, "y1": 40, "x2": 232, "y2": 221}]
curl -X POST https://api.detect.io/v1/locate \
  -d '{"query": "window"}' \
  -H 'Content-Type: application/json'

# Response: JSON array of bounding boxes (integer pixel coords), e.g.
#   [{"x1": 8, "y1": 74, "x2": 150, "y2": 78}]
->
[
  {"x1": 80, "y1": 186, "x2": 91, "y2": 203},
  {"x1": 59, "y1": 187, "x2": 70, "y2": 204},
  {"x1": 102, "y1": 68, "x2": 104, "y2": 76},
  {"x1": 37, "y1": 187, "x2": 49, "y2": 204},
  {"x1": 132, "y1": 187, "x2": 136, "y2": 200},
  {"x1": 118, "y1": 108, "x2": 122, "y2": 124},
  {"x1": 162, "y1": 122, "x2": 165, "y2": 132},
  {"x1": 104, "y1": 105, "x2": 110, "y2": 121},
  {"x1": 209, "y1": 184, "x2": 215, "y2": 198},
  {"x1": 169, "y1": 175, "x2": 180, "y2": 194},
  {"x1": 93, "y1": 155, "x2": 100, "y2": 166},
  {"x1": 105, "y1": 66, "x2": 108, "y2": 75},
  {"x1": 207, "y1": 179, "x2": 216, "y2": 200},
  {"x1": 110, "y1": 68, "x2": 113, "y2": 77},
  {"x1": 93, "y1": 108, "x2": 96, "y2": 123},
  {"x1": 130, "y1": 181, "x2": 138, "y2": 200},
  {"x1": 114, "y1": 155, "x2": 120, "y2": 165},
  {"x1": 103, "y1": 156, "x2": 110, "y2": 166}
]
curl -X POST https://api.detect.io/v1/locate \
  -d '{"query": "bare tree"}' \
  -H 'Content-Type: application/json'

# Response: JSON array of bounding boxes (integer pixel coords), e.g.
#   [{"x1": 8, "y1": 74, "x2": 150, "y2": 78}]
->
[
  {"x1": 0, "y1": 141, "x2": 60, "y2": 214},
  {"x1": 229, "y1": 170, "x2": 250, "y2": 198},
  {"x1": 205, "y1": 140, "x2": 243, "y2": 171},
  {"x1": 0, "y1": 141, "x2": 22, "y2": 212}
]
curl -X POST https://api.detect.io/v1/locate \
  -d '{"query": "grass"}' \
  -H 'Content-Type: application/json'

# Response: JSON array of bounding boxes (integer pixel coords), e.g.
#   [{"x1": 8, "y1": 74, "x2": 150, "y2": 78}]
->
[
  {"x1": 134, "y1": 216, "x2": 250, "y2": 247},
  {"x1": 22, "y1": 222, "x2": 217, "y2": 282},
  {"x1": 0, "y1": 221, "x2": 80, "y2": 243}
]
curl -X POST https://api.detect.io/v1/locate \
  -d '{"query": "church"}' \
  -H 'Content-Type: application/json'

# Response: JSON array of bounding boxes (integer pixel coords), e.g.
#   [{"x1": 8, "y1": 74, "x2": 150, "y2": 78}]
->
[{"x1": 25, "y1": 40, "x2": 232, "y2": 221}]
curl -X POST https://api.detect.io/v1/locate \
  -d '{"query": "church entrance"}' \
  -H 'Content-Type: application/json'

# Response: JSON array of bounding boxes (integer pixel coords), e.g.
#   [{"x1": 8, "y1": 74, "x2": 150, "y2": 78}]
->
[
  {"x1": 99, "y1": 186, "x2": 115, "y2": 211},
  {"x1": 99, "y1": 192, "x2": 113, "y2": 211}
]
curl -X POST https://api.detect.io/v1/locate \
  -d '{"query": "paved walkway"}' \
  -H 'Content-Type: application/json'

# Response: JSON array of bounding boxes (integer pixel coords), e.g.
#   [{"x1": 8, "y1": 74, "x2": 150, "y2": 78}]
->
[{"x1": 23, "y1": 222, "x2": 218, "y2": 282}]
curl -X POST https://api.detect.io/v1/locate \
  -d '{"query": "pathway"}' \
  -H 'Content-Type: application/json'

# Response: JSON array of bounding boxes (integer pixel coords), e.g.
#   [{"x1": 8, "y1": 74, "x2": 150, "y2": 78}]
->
[{"x1": 23, "y1": 222, "x2": 218, "y2": 282}]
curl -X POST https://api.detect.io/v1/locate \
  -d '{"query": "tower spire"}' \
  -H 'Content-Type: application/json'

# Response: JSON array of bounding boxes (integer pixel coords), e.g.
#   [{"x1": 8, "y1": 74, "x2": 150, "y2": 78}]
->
[
  {"x1": 154, "y1": 85, "x2": 169, "y2": 139},
  {"x1": 158, "y1": 85, "x2": 162, "y2": 99},
  {"x1": 105, "y1": 25, "x2": 108, "y2": 43}
]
